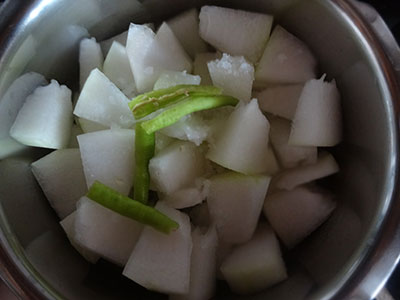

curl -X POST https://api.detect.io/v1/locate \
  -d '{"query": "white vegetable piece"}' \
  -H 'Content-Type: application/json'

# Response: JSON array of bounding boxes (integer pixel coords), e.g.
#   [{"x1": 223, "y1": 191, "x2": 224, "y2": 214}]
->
[
  {"x1": 220, "y1": 224, "x2": 287, "y2": 294},
  {"x1": 103, "y1": 41, "x2": 136, "y2": 98},
  {"x1": 78, "y1": 117, "x2": 108, "y2": 133},
  {"x1": 149, "y1": 140, "x2": 206, "y2": 195},
  {"x1": 0, "y1": 72, "x2": 47, "y2": 141},
  {"x1": 10, "y1": 80, "x2": 73, "y2": 149},
  {"x1": 193, "y1": 52, "x2": 219, "y2": 86},
  {"x1": 255, "y1": 25, "x2": 317, "y2": 84},
  {"x1": 207, "y1": 99, "x2": 270, "y2": 175},
  {"x1": 100, "y1": 30, "x2": 128, "y2": 55},
  {"x1": 154, "y1": 132, "x2": 174, "y2": 154},
  {"x1": 75, "y1": 196, "x2": 143, "y2": 266},
  {"x1": 207, "y1": 172, "x2": 270, "y2": 244},
  {"x1": 77, "y1": 129, "x2": 135, "y2": 195},
  {"x1": 216, "y1": 240, "x2": 234, "y2": 280},
  {"x1": 200, "y1": 106, "x2": 234, "y2": 145},
  {"x1": 167, "y1": 8, "x2": 208, "y2": 59},
  {"x1": 162, "y1": 186, "x2": 204, "y2": 209},
  {"x1": 160, "y1": 114, "x2": 209, "y2": 146},
  {"x1": 154, "y1": 71, "x2": 201, "y2": 90},
  {"x1": 199, "y1": 6, "x2": 273, "y2": 63},
  {"x1": 162, "y1": 178, "x2": 209, "y2": 209},
  {"x1": 74, "y1": 69, "x2": 134, "y2": 128},
  {"x1": 255, "y1": 84, "x2": 303, "y2": 120},
  {"x1": 31, "y1": 149, "x2": 87, "y2": 219},
  {"x1": 123, "y1": 202, "x2": 192, "y2": 295},
  {"x1": 265, "y1": 146, "x2": 281, "y2": 175},
  {"x1": 171, "y1": 226, "x2": 218, "y2": 300},
  {"x1": 79, "y1": 37, "x2": 104, "y2": 90},
  {"x1": 269, "y1": 117, "x2": 317, "y2": 168},
  {"x1": 60, "y1": 212, "x2": 100, "y2": 263},
  {"x1": 272, "y1": 152, "x2": 339, "y2": 190},
  {"x1": 289, "y1": 75, "x2": 342, "y2": 146},
  {"x1": 68, "y1": 123, "x2": 83, "y2": 148},
  {"x1": 126, "y1": 24, "x2": 157, "y2": 93},
  {"x1": 208, "y1": 54, "x2": 254, "y2": 102},
  {"x1": 142, "y1": 22, "x2": 192, "y2": 79},
  {"x1": 264, "y1": 186, "x2": 336, "y2": 248}
]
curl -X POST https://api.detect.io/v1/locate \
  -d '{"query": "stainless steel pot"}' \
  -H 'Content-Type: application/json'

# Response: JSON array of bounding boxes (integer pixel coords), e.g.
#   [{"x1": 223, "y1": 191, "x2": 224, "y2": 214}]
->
[{"x1": 0, "y1": 0, "x2": 399, "y2": 299}]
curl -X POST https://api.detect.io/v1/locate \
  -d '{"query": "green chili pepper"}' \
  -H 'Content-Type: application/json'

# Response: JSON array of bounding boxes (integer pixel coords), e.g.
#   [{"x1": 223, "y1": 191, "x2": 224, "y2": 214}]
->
[
  {"x1": 134, "y1": 123, "x2": 155, "y2": 204},
  {"x1": 140, "y1": 95, "x2": 239, "y2": 134},
  {"x1": 129, "y1": 85, "x2": 222, "y2": 119},
  {"x1": 87, "y1": 181, "x2": 179, "y2": 234}
]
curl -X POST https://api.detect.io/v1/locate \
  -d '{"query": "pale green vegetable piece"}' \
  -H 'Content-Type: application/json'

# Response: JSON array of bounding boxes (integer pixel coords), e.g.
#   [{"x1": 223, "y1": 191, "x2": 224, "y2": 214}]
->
[
  {"x1": 208, "y1": 53, "x2": 254, "y2": 102},
  {"x1": 255, "y1": 25, "x2": 317, "y2": 84},
  {"x1": 79, "y1": 37, "x2": 104, "y2": 90},
  {"x1": 74, "y1": 196, "x2": 143, "y2": 266},
  {"x1": 10, "y1": 80, "x2": 73, "y2": 149},
  {"x1": 154, "y1": 71, "x2": 200, "y2": 90},
  {"x1": 167, "y1": 8, "x2": 208, "y2": 59},
  {"x1": 207, "y1": 171, "x2": 270, "y2": 244},
  {"x1": 103, "y1": 41, "x2": 136, "y2": 98},
  {"x1": 149, "y1": 140, "x2": 206, "y2": 195},
  {"x1": 207, "y1": 99, "x2": 270, "y2": 175},
  {"x1": 77, "y1": 129, "x2": 135, "y2": 195},
  {"x1": 60, "y1": 212, "x2": 100, "y2": 264},
  {"x1": 73, "y1": 69, "x2": 134, "y2": 128},
  {"x1": 123, "y1": 202, "x2": 191, "y2": 294},
  {"x1": 199, "y1": 6, "x2": 273, "y2": 63},
  {"x1": 264, "y1": 185, "x2": 336, "y2": 248},
  {"x1": 221, "y1": 224, "x2": 287, "y2": 294},
  {"x1": 32, "y1": 148, "x2": 87, "y2": 219}
]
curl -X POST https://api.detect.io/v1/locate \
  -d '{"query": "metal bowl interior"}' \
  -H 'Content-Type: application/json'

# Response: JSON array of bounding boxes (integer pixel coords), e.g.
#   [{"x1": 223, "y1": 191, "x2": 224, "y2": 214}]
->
[{"x1": 0, "y1": 0, "x2": 399, "y2": 299}]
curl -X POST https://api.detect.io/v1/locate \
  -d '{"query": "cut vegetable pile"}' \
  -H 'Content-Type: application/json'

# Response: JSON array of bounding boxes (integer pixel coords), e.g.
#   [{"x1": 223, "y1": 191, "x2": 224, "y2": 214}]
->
[{"x1": 4, "y1": 5, "x2": 343, "y2": 298}]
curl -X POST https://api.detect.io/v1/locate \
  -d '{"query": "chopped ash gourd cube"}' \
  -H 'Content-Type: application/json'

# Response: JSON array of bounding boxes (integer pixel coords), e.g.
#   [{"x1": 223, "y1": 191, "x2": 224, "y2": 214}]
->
[
  {"x1": 100, "y1": 30, "x2": 128, "y2": 55},
  {"x1": 255, "y1": 25, "x2": 317, "y2": 84},
  {"x1": 255, "y1": 84, "x2": 303, "y2": 120},
  {"x1": 264, "y1": 185, "x2": 336, "y2": 248},
  {"x1": 10, "y1": 80, "x2": 73, "y2": 149},
  {"x1": 269, "y1": 117, "x2": 317, "y2": 169},
  {"x1": 59, "y1": 212, "x2": 100, "y2": 264},
  {"x1": 193, "y1": 52, "x2": 220, "y2": 86},
  {"x1": 170, "y1": 226, "x2": 218, "y2": 300},
  {"x1": 271, "y1": 152, "x2": 339, "y2": 191},
  {"x1": 289, "y1": 75, "x2": 342, "y2": 146},
  {"x1": 220, "y1": 224, "x2": 287, "y2": 294},
  {"x1": 74, "y1": 196, "x2": 143, "y2": 266},
  {"x1": 167, "y1": 8, "x2": 208, "y2": 59},
  {"x1": 154, "y1": 71, "x2": 201, "y2": 90},
  {"x1": 78, "y1": 129, "x2": 135, "y2": 195},
  {"x1": 73, "y1": 69, "x2": 134, "y2": 128},
  {"x1": 207, "y1": 172, "x2": 270, "y2": 244},
  {"x1": 103, "y1": 41, "x2": 136, "y2": 98},
  {"x1": 0, "y1": 72, "x2": 47, "y2": 142},
  {"x1": 123, "y1": 202, "x2": 192, "y2": 295},
  {"x1": 149, "y1": 140, "x2": 206, "y2": 195},
  {"x1": 208, "y1": 53, "x2": 254, "y2": 102},
  {"x1": 199, "y1": 6, "x2": 273, "y2": 63},
  {"x1": 207, "y1": 99, "x2": 270, "y2": 175},
  {"x1": 31, "y1": 149, "x2": 87, "y2": 219},
  {"x1": 79, "y1": 37, "x2": 104, "y2": 90}
]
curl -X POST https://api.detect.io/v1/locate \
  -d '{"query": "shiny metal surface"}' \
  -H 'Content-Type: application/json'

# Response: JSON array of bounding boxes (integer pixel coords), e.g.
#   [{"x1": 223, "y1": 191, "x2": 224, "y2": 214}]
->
[{"x1": 0, "y1": 0, "x2": 399, "y2": 299}]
